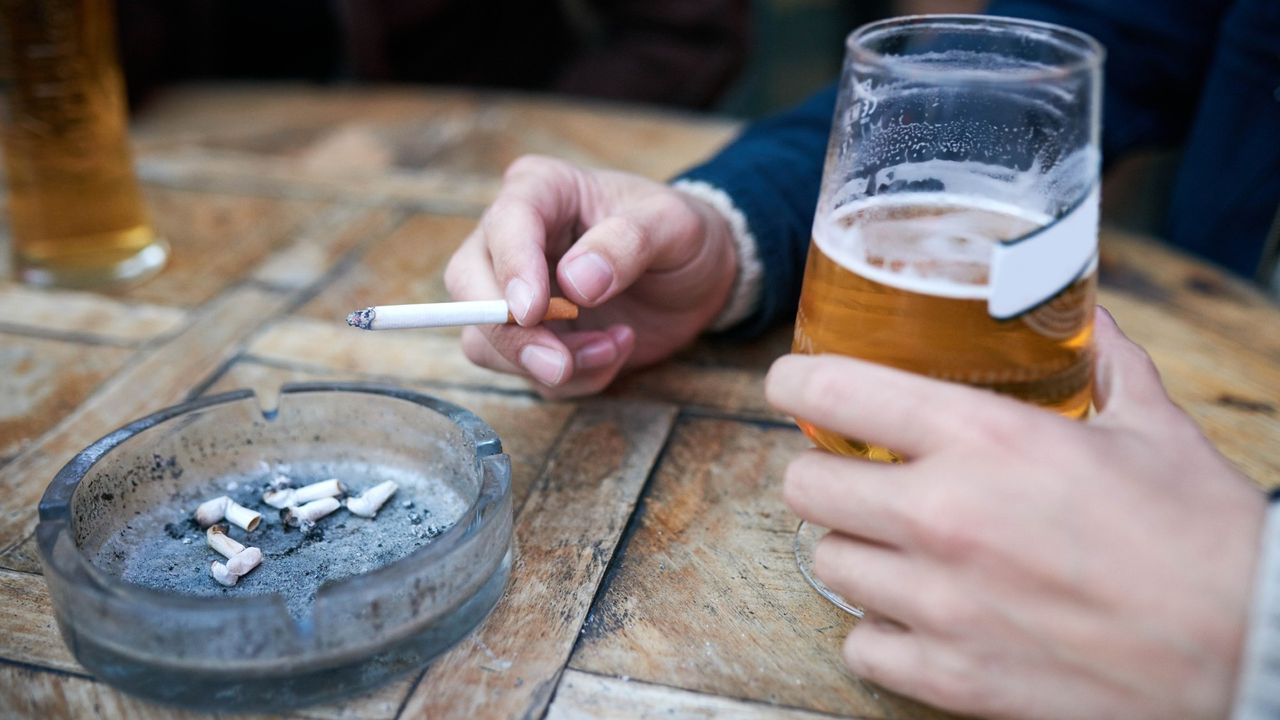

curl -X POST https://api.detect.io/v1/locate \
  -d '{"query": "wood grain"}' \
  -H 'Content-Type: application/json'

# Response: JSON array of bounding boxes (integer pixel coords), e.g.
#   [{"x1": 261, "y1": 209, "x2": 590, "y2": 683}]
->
[
  {"x1": 0, "y1": 284, "x2": 185, "y2": 344},
  {"x1": 122, "y1": 188, "x2": 326, "y2": 306},
  {"x1": 1100, "y1": 229, "x2": 1280, "y2": 364},
  {"x1": 245, "y1": 317, "x2": 530, "y2": 392},
  {"x1": 569, "y1": 417, "x2": 952, "y2": 720},
  {"x1": 400, "y1": 400, "x2": 677, "y2": 720},
  {"x1": 0, "y1": 568, "x2": 81, "y2": 674},
  {"x1": 0, "y1": 663, "x2": 278, "y2": 720},
  {"x1": 0, "y1": 335, "x2": 133, "y2": 460},
  {"x1": 546, "y1": 669, "x2": 842, "y2": 720},
  {"x1": 295, "y1": 213, "x2": 476, "y2": 323},
  {"x1": 0, "y1": 285, "x2": 293, "y2": 553},
  {"x1": 250, "y1": 205, "x2": 404, "y2": 291}
]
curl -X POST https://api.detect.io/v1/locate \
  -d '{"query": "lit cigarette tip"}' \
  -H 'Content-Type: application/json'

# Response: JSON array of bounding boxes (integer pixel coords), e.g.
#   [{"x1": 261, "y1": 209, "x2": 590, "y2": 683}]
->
[
  {"x1": 346, "y1": 481, "x2": 399, "y2": 518},
  {"x1": 347, "y1": 308, "x2": 375, "y2": 330},
  {"x1": 194, "y1": 496, "x2": 230, "y2": 527}
]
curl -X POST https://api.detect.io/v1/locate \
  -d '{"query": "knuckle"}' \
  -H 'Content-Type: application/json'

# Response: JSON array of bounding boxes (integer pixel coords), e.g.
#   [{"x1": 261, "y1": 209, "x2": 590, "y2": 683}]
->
[
  {"x1": 781, "y1": 453, "x2": 821, "y2": 511},
  {"x1": 909, "y1": 487, "x2": 981, "y2": 560},
  {"x1": 605, "y1": 215, "x2": 650, "y2": 256},
  {"x1": 799, "y1": 363, "x2": 847, "y2": 415},
  {"x1": 504, "y1": 154, "x2": 556, "y2": 180}
]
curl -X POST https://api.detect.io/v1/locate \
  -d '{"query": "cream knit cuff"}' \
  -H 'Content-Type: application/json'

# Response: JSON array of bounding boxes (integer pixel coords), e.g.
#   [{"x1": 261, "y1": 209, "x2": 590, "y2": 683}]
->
[{"x1": 672, "y1": 179, "x2": 765, "y2": 332}]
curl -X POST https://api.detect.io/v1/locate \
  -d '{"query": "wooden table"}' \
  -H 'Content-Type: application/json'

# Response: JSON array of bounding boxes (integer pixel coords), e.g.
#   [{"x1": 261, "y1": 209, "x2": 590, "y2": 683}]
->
[{"x1": 2, "y1": 86, "x2": 1279, "y2": 720}]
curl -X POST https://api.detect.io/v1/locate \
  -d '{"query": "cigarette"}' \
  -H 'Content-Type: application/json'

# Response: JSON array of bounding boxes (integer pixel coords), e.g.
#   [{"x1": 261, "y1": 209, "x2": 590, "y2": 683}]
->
[
  {"x1": 346, "y1": 297, "x2": 579, "y2": 331},
  {"x1": 211, "y1": 561, "x2": 238, "y2": 587},
  {"x1": 345, "y1": 481, "x2": 399, "y2": 518},
  {"x1": 207, "y1": 525, "x2": 246, "y2": 559},
  {"x1": 282, "y1": 497, "x2": 341, "y2": 528},
  {"x1": 263, "y1": 478, "x2": 345, "y2": 509},
  {"x1": 223, "y1": 499, "x2": 262, "y2": 532},
  {"x1": 194, "y1": 496, "x2": 230, "y2": 527},
  {"x1": 225, "y1": 546, "x2": 263, "y2": 576}
]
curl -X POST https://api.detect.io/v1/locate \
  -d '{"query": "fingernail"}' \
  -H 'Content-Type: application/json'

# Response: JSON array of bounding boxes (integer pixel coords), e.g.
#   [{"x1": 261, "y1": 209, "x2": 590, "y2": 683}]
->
[
  {"x1": 574, "y1": 339, "x2": 617, "y2": 370},
  {"x1": 506, "y1": 278, "x2": 534, "y2": 325},
  {"x1": 562, "y1": 253, "x2": 613, "y2": 304},
  {"x1": 520, "y1": 345, "x2": 566, "y2": 386}
]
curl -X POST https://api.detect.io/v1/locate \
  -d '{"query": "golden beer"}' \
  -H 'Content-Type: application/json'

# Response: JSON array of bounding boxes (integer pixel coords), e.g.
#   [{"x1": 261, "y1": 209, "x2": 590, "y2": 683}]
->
[
  {"x1": 1, "y1": 0, "x2": 167, "y2": 287},
  {"x1": 792, "y1": 194, "x2": 1096, "y2": 460}
]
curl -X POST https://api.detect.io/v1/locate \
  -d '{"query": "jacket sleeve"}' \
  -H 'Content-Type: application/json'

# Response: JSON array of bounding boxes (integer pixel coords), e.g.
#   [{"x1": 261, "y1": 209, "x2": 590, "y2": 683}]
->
[
  {"x1": 674, "y1": 85, "x2": 836, "y2": 338},
  {"x1": 987, "y1": 0, "x2": 1232, "y2": 161}
]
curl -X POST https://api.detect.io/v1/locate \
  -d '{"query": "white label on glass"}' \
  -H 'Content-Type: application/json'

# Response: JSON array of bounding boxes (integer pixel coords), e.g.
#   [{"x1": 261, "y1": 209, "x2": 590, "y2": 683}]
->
[{"x1": 987, "y1": 185, "x2": 1099, "y2": 320}]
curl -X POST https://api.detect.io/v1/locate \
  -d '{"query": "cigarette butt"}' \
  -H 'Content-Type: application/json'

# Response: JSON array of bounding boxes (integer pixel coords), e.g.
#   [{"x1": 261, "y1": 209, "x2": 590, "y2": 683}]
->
[
  {"x1": 224, "y1": 499, "x2": 262, "y2": 532},
  {"x1": 263, "y1": 487, "x2": 296, "y2": 509},
  {"x1": 211, "y1": 561, "x2": 238, "y2": 587},
  {"x1": 296, "y1": 478, "x2": 345, "y2": 504},
  {"x1": 226, "y1": 546, "x2": 263, "y2": 577},
  {"x1": 207, "y1": 525, "x2": 246, "y2": 559},
  {"x1": 282, "y1": 496, "x2": 341, "y2": 528},
  {"x1": 346, "y1": 481, "x2": 399, "y2": 518},
  {"x1": 194, "y1": 496, "x2": 230, "y2": 527},
  {"x1": 346, "y1": 297, "x2": 579, "y2": 331}
]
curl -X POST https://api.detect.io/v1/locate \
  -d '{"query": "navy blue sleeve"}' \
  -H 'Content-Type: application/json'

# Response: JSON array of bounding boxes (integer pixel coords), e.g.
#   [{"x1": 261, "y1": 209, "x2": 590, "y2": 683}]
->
[
  {"x1": 987, "y1": 0, "x2": 1232, "y2": 161},
  {"x1": 675, "y1": 85, "x2": 836, "y2": 339}
]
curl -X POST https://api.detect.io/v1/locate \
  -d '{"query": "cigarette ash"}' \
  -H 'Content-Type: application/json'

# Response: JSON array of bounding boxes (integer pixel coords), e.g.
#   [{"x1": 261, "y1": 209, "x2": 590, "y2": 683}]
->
[
  {"x1": 345, "y1": 307, "x2": 375, "y2": 330},
  {"x1": 92, "y1": 472, "x2": 466, "y2": 620}
]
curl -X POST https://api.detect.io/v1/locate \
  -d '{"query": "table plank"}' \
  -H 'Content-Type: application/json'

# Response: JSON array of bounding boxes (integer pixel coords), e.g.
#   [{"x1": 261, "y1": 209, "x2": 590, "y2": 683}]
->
[
  {"x1": 0, "y1": 335, "x2": 133, "y2": 461},
  {"x1": 0, "y1": 284, "x2": 185, "y2": 345},
  {"x1": 569, "y1": 417, "x2": 952, "y2": 720},
  {"x1": 123, "y1": 188, "x2": 327, "y2": 306},
  {"x1": 244, "y1": 317, "x2": 529, "y2": 393},
  {"x1": 1100, "y1": 230, "x2": 1280, "y2": 364},
  {"x1": 547, "y1": 669, "x2": 844, "y2": 720},
  {"x1": 400, "y1": 400, "x2": 677, "y2": 720},
  {"x1": 250, "y1": 205, "x2": 404, "y2": 292},
  {"x1": 0, "y1": 285, "x2": 292, "y2": 554},
  {"x1": 0, "y1": 568, "x2": 80, "y2": 674},
  {"x1": 0, "y1": 663, "x2": 277, "y2": 720},
  {"x1": 294, "y1": 213, "x2": 475, "y2": 322}
]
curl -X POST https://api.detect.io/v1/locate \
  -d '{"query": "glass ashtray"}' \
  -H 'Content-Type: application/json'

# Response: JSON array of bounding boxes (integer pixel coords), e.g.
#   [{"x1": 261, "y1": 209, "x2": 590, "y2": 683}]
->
[{"x1": 36, "y1": 383, "x2": 513, "y2": 711}]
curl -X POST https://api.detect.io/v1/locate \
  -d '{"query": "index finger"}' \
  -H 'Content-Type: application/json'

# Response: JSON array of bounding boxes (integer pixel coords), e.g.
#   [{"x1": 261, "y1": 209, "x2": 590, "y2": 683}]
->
[
  {"x1": 765, "y1": 354, "x2": 1051, "y2": 459},
  {"x1": 484, "y1": 156, "x2": 583, "y2": 325}
]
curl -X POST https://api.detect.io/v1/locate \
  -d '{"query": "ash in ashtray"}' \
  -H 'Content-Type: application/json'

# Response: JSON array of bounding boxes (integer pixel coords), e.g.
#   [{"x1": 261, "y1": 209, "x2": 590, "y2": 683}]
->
[{"x1": 94, "y1": 469, "x2": 467, "y2": 619}]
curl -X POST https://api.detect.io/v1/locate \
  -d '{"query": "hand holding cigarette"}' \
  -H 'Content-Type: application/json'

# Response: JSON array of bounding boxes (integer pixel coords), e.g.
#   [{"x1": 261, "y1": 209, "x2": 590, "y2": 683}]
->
[{"x1": 440, "y1": 155, "x2": 739, "y2": 396}]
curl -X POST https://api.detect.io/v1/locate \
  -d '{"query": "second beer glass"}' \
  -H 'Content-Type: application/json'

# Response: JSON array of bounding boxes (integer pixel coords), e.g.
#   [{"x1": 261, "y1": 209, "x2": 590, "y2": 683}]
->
[{"x1": 792, "y1": 16, "x2": 1104, "y2": 612}]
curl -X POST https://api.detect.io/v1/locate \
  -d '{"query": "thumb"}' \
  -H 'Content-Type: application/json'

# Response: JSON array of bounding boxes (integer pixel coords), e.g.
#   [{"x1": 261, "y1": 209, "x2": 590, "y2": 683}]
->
[
  {"x1": 1092, "y1": 306, "x2": 1174, "y2": 419},
  {"x1": 556, "y1": 191, "x2": 709, "y2": 307}
]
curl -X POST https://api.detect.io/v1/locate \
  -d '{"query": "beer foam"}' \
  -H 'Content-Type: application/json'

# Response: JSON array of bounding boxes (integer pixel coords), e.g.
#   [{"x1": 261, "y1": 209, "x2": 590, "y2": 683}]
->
[{"x1": 814, "y1": 192, "x2": 1050, "y2": 299}]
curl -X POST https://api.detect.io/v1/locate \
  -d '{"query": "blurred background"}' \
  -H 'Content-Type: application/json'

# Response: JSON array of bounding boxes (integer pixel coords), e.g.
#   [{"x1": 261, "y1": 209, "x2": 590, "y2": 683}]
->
[{"x1": 114, "y1": 0, "x2": 986, "y2": 119}]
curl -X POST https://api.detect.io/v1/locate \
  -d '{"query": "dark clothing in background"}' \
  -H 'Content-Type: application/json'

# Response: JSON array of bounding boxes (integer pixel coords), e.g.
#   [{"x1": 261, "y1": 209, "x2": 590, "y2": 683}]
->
[
  {"x1": 678, "y1": 0, "x2": 1280, "y2": 338},
  {"x1": 117, "y1": 0, "x2": 749, "y2": 110}
]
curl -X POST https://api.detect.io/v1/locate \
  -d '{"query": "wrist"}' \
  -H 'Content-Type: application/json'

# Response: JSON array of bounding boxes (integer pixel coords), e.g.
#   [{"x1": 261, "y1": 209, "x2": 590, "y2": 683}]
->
[{"x1": 671, "y1": 179, "x2": 763, "y2": 332}]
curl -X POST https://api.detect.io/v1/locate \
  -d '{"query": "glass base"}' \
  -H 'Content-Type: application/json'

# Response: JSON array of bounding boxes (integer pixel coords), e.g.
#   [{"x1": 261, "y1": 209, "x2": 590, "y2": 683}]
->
[
  {"x1": 16, "y1": 238, "x2": 169, "y2": 290},
  {"x1": 795, "y1": 520, "x2": 862, "y2": 616}
]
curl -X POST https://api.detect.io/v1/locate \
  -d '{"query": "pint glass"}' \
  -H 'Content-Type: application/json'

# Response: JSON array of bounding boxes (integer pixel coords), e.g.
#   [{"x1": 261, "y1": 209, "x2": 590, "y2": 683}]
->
[
  {"x1": 1, "y1": 0, "x2": 168, "y2": 288},
  {"x1": 792, "y1": 16, "x2": 1103, "y2": 612}
]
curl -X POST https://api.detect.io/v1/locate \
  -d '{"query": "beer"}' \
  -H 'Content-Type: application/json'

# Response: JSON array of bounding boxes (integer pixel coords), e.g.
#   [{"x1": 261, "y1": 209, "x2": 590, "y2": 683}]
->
[
  {"x1": 1, "y1": 0, "x2": 167, "y2": 287},
  {"x1": 792, "y1": 194, "x2": 1096, "y2": 460}
]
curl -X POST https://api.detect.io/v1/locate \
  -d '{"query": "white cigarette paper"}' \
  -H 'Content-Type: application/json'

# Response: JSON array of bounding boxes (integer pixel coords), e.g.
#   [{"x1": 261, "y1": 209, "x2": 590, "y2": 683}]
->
[
  {"x1": 263, "y1": 478, "x2": 345, "y2": 509},
  {"x1": 194, "y1": 496, "x2": 230, "y2": 527},
  {"x1": 224, "y1": 499, "x2": 262, "y2": 532},
  {"x1": 364, "y1": 300, "x2": 509, "y2": 330},
  {"x1": 207, "y1": 525, "x2": 245, "y2": 559},
  {"x1": 226, "y1": 546, "x2": 263, "y2": 576},
  {"x1": 346, "y1": 481, "x2": 399, "y2": 518},
  {"x1": 282, "y1": 497, "x2": 341, "y2": 528}
]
